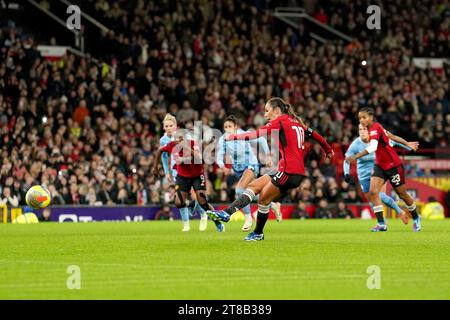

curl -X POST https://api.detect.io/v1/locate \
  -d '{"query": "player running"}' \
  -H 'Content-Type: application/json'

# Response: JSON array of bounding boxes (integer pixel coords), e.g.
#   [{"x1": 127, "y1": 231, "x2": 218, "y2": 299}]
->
[
  {"x1": 159, "y1": 114, "x2": 208, "y2": 231},
  {"x1": 216, "y1": 115, "x2": 282, "y2": 231},
  {"x1": 344, "y1": 124, "x2": 412, "y2": 225},
  {"x1": 207, "y1": 97, "x2": 334, "y2": 241},
  {"x1": 345, "y1": 107, "x2": 421, "y2": 232}
]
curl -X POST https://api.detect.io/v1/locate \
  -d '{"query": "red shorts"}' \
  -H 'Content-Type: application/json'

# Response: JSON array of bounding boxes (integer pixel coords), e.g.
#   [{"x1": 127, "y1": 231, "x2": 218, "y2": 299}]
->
[
  {"x1": 270, "y1": 171, "x2": 305, "y2": 195},
  {"x1": 373, "y1": 164, "x2": 405, "y2": 188}
]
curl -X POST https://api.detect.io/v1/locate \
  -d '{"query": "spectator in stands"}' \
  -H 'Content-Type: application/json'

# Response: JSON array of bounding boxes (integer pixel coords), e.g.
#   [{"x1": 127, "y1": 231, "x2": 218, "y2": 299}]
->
[
  {"x1": 335, "y1": 200, "x2": 354, "y2": 219},
  {"x1": 314, "y1": 8, "x2": 329, "y2": 24},
  {"x1": 73, "y1": 99, "x2": 90, "y2": 125},
  {"x1": 345, "y1": 188, "x2": 361, "y2": 204},
  {"x1": 320, "y1": 158, "x2": 336, "y2": 178},
  {"x1": 155, "y1": 204, "x2": 174, "y2": 221},
  {"x1": 314, "y1": 199, "x2": 334, "y2": 219},
  {"x1": 291, "y1": 200, "x2": 309, "y2": 219},
  {"x1": 38, "y1": 208, "x2": 52, "y2": 222},
  {"x1": 0, "y1": 186, "x2": 19, "y2": 207},
  {"x1": 97, "y1": 181, "x2": 117, "y2": 205},
  {"x1": 48, "y1": 185, "x2": 66, "y2": 205}
]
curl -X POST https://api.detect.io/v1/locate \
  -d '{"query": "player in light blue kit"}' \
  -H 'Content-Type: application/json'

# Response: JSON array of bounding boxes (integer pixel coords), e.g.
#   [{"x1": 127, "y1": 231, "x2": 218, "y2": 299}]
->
[
  {"x1": 160, "y1": 114, "x2": 210, "y2": 232},
  {"x1": 216, "y1": 116, "x2": 282, "y2": 231},
  {"x1": 344, "y1": 124, "x2": 411, "y2": 228}
]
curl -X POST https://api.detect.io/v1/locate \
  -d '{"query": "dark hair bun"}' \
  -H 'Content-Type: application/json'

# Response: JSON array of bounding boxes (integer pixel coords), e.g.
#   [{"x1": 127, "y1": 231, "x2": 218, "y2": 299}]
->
[{"x1": 225, "y1": 115, "x2": 238, "y2": 125}]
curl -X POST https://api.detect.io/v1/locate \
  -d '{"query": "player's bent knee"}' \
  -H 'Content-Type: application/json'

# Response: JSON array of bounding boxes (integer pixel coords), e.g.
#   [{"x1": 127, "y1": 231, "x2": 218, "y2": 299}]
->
[
  {"x1": 175, "y1": 194, "x2": 186, "y2": 208},
  {"x1": 196, "y1": 191, "x2": 207, "y2": 201},
  {"x1": 398, "y1": 192, "x2": 413, "y2": 203},
  {"x1": 197, "y1": 192, "x2": 209, "y2": 204},
  {"x1": 246, "y1": 183, "x2": 259, "y2": 194},
  {"x1": 247, "y1": 179, "x2": 265, "y2": 193},
  {"x1": 394, "y1": 188, "x2": 407, "y2": 197},
  {"x1": 257, "y1": 196, "x2": 271, "y2": 206},
  {"x1": 196, "y1": 192, "x2": 212, "y2": 211},
  {"x1": 368, "y1": 189, "x2": 378, "y2": 200}
]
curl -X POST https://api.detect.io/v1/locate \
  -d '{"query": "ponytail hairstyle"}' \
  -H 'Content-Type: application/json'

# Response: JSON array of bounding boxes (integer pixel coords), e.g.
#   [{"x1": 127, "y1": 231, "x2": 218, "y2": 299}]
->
[
  {"x1": 267, "y1": 97, "x2": 306, "y2": 127},
  {"x1": 162, "y1": 113, "x2": 177, "y2": 126}
]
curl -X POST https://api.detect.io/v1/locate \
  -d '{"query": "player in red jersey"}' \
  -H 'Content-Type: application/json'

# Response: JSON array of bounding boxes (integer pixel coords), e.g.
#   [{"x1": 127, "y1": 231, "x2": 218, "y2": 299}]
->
[
  {"x1": 345, "y1": 107, "x2": 421, "y2": 232},
  {"x1": 152, "y1": 130, "x2": 224, "y2": 232},
  {"x1": 207, "y1": 97, "x2": 334, "y2": 241}
]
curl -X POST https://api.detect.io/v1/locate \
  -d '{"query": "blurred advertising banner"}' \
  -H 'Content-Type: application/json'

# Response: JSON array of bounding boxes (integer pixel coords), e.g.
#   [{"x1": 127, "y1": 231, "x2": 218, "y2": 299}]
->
[
  {"x1": 44, "y1": 206, "x2": 162, "y2": 222},
  {"x1": 37, "y1": 45, "x2": 69, "y2": 61},
  {"x1": 412, "y1": 58, "x2": 449, "y2": 72},
  {"x1": 41, "y1": 204, "x2": 374, "y2": 223}
]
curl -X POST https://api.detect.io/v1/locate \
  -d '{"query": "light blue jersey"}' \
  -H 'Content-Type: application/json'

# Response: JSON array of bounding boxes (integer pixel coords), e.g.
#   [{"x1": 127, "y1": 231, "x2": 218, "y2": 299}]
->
[
  {"x1": 216, "y1": 129, "x2": 270, "y2": 176},
  {"x1": 344, "y1": 138, "x2": 411, "y2": 191},
  {"x1": 160, "y1": 134, "x2": 177, "y2": 177}
]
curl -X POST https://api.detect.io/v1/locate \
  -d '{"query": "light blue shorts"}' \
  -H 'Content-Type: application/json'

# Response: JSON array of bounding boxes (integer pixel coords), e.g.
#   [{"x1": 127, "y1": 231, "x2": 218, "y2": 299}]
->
[
  {"x1": 360, "y1": 178, "x2": 370, "y2": 193},
  {"x1": 233, "y1": 164, "x2": 261, "y2": 179}
]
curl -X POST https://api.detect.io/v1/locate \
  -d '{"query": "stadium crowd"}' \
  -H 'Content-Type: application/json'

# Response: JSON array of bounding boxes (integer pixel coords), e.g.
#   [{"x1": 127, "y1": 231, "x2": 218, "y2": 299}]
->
[{"x1": 0, "y1": 0, "x2": 449, "y2": 212}]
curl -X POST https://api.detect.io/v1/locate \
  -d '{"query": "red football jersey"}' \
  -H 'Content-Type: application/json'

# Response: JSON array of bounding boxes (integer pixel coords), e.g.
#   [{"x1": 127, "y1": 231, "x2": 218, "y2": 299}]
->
[
  {"x1": 258, "y1": 114, "x2": 309, "y2": 175},
  {"x1": 228, "y1": 114, "x2": 332, "y2": 175},
  {"x1": 368, "y1": 122, "x2": 402, "y2": 170},
  {"x1": 160, "y1": 140, "x2": 204, "y2": 178}
]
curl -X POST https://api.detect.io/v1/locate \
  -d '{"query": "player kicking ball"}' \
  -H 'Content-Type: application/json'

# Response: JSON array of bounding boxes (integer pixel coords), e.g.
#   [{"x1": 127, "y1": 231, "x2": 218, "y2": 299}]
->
[
  {"x1": 346, "y1": 107, "x2": 421, "y2": 232},
  {"x1": 216, "y1": 115, "x2": 282, "y2": 232},
  {"x1": 207, "y1": 98, "x2": 333, "y2": 241},
  {"x1": 152, "y1": 129, "x2": 224, "y2": 232},
  {"x1": 344, "y1": 124, "x2": 412, "y2": 225}
]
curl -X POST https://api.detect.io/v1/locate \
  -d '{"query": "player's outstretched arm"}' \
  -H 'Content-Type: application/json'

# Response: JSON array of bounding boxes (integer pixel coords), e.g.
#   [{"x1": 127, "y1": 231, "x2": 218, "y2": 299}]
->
[
  {"x1": 346, "y1": 149, "x2": 369, "y2": 163},
  {"x1": 309, "y1": 129, "x2": 334, "y2": 158},
  {"x1": 387, "y1": 131, "x2": 419, "y2": 151},
  {"x1": 343, "y1": 140, "x2": 358, "y2": 181},
  {"x1": 392, "y1": 140, "x2": 413, "y2": 151},
  {"x1": 345, "y1": 139, "x2": 376, "y2": 163},
  {"x1": 225, "y1": 130, "x2": 259, "y2": 141}
]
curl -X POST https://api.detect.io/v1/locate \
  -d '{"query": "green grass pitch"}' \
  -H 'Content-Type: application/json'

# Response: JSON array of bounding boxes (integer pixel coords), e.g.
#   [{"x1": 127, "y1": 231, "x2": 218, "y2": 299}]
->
[{"x1": 1, "y1": 219, "x2": 449, "y2": 300}]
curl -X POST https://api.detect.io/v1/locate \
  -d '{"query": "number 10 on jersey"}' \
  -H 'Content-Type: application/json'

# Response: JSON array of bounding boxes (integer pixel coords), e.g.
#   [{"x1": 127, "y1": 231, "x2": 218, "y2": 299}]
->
[{"x1": 292, "y1": 126, "x2": 305, "y2": 149}]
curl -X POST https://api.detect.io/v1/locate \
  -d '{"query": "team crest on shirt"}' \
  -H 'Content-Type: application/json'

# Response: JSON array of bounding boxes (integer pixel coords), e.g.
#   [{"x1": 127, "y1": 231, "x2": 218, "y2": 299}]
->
[{"x1": 370, "y1": 130, "x2": 378, "y2": 136}]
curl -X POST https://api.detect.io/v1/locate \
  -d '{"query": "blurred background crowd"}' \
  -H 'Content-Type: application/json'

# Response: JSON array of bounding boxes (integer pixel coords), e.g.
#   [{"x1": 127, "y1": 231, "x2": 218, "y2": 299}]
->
[{"x1": 1, "y1": 0, "x2": 449, "y2": 213}]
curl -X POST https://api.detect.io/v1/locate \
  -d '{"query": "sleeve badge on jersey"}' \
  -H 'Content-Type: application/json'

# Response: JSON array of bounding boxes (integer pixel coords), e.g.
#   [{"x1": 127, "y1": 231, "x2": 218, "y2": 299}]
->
[{"x1": 369, "y1": 130, "x2": 378, "y2": 136}]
